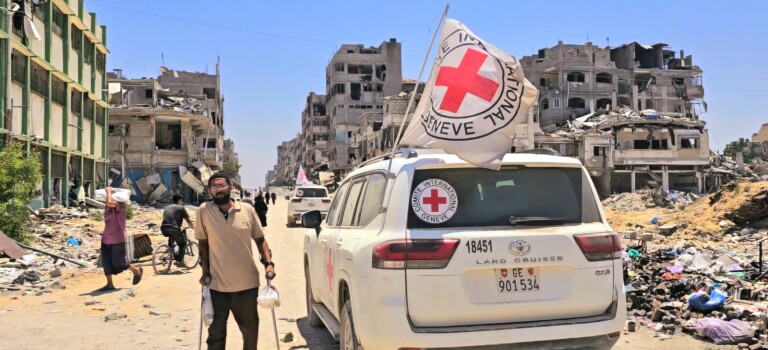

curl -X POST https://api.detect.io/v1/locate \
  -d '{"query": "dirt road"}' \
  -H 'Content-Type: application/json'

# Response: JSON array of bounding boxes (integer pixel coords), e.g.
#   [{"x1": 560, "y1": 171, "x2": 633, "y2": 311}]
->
[
  {"x1": 0, "y1": 194, "x2": 729, "y2": 349},
  {"x1": 0, "y1": 197, "x2": 335, "y2": 350}
]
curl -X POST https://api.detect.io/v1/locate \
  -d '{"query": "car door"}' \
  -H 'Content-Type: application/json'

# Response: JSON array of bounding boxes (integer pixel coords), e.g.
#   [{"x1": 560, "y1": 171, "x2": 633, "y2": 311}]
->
[
  {"x1": 327, "y1": 177, "x2": 367, "y2": 315},
  {"x1": 312, "y1": 182, "x2": 349, "y2": 308}
]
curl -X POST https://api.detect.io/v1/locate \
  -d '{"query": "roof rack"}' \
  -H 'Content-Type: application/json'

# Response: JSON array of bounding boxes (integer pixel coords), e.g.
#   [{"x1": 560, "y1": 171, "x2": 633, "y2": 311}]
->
[
  {"x1": 517, "y1": 148, "x2": 562, "y2": 156},
  {"x1": 356, "y1": 149, "x2": 420, "y2": 169}
]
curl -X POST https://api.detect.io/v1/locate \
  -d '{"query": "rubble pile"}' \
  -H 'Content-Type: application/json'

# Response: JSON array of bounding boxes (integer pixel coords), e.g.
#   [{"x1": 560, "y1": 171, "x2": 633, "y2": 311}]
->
[
  {"x1": 707, "y1": 155, "x2": 768, "y2": 183},
  {"x1": 623, "y1": 238, "x2": 768, "y2": 346},
  {"x1": 0, "y1": 203, "x2": 195, "y2": 295},
  {"x1": 603, "y1": 187, "x2": 699, "y2": 212},
  {"x1": 606, "y1": 182, "x2": 768, "y2": 238}
]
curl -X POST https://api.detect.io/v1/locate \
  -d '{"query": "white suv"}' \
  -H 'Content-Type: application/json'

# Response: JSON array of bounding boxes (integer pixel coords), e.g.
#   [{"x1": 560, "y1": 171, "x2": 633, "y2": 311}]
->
[
  {"x1": 287, "y1": 185, "x2": 331, "y2": 227},
  {"x1": 301, "y1": 149, "x2": 625, "y2": 350}
]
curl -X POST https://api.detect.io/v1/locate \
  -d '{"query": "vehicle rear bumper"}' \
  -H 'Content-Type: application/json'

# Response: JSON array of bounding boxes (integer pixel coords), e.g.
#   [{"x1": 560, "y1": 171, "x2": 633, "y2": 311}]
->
[
  {"x1": 288, "y1": 211, "x2": 327, "y2": 220},
  {"x1": 350, "y1": 275, "x2": 625, "y2": 350}
]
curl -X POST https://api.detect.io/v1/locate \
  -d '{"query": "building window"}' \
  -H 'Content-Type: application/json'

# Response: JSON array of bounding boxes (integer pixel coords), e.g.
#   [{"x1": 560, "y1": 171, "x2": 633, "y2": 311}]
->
[
  {"x1": 363, "y1": 82, "x2": 373, "y2": 92},
  {"x1": 144, "y1": 89, "x2": 153, "y2": 99},
  {"x1": 95, "y1": 106, "x2": 105, "y2": 126},
  {"x1": 593, "y1": 146, "x2": 607, "y2": 156},
  {"x1": 633, "y1": 139, "x2": 668, "y2": 150},
  {"x1": 567, "y1": 97, "x2": 586, "y2": 109},
  {"x1": 11, "y1": 50, "x2": 26, "y2": 85},
  {"x1": 96, "y1": 52, "x2": 106, "y2": 73},
  {"x1": 30, "y1": 61, "x2": 48, "y2": 96},
  {"x1": 350, "y1": 83, "x2": 361, "y2": 100},
  {"x1": 51, "y1": 76, "x2": 66, "y2": 106},
  {"x1": 52, "y1": 5, "x2": 66, "y2": 37},
  {"x1": 71, "y1": 25, "x2": 82, "y2": 52},
  {"x1": 84, "y1": 98, "x2": 94, "y2": 121},
  {"x1": 33, "y1": 2, "x2": 45, "y2": 21},
  {"x1": 566, "y1": 72, "x2": 585, "y2": 83},
  {"x1": 71, "y1": 90, "x2": 82, "y2": 115},
  {"x1": 596, "y1": 98, "x2": 611, "y2": 110},
  {"x1": 540, "y1": 98, "x2": 549, "y2": 110},
  {"x1": 203, "y1": 88, "x2": 216, "y2": 99},
  {"x1": 539, "y1": 78, "x2": 547, "y2": 87},
  {"x1": 11, "y1": 0, "x2": 23, "y2": 37},
  {"x1": 84, "y1": 41, "x2": 95, "y2": 64},
  {"x1": 334, "y1": 62, "x2": 345, "y2": 72},
  {"x1": 553, "y1": 98, "x2": 560, "y2": 109},
  {"x1": 595, "y1": 72, "x2": 613, "y2": 84},
  {"x1": 376, "y1": 84, "x2": 383, "y2": 92},
  {"x1": 334, "y1": 83, "x2": 345, "y2": 94},
  {"x1": 681, "y1": 138, "x2": 700, "y2": 149}
]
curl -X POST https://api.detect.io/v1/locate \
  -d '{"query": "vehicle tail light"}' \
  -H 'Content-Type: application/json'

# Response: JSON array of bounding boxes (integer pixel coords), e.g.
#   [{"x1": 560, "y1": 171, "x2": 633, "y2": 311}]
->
[
  {"x1": 372, "y1": 239, "x2": 459, "y2": 269},
  {"x1": 573, "y1": 232, "x2": 622, "y2": 261},
  {"x1": 291, "y1": 198, "x2": 302, "y2": 203},
  {"x1": 321, "y1": 199, "x2": 331, "y2": 203}
]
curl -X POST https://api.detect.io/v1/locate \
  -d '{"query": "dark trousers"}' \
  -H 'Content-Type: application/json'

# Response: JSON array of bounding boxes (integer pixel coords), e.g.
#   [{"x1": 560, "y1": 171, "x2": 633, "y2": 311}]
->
[
  {"x1": 208, "y1": 287, "x2": 260, "y2": 350},
  {"x1": 161, "y1": 228, "x2": 187, "y2": 263}
]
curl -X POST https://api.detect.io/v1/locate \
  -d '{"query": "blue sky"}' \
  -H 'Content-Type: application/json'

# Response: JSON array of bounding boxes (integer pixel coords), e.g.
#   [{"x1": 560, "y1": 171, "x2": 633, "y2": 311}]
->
[{"x1": 93, "y1": 0, "x2": 768, "y2": 187}]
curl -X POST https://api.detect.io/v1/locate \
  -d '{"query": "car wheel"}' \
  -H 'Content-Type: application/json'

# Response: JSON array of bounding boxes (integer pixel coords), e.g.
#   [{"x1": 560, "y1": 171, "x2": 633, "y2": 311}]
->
[
  {"x1": 340, "y1": 300, "x2": 361, "y2": 350},
  {"x1": 305, "y1": 265, "x2": 323, "y2": 327}
]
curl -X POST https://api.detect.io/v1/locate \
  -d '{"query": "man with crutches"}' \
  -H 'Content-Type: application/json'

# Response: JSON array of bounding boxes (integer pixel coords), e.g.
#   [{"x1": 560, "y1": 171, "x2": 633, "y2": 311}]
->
[{"x1": 195, "y1": 173, "x2": 276, "y2": 350}]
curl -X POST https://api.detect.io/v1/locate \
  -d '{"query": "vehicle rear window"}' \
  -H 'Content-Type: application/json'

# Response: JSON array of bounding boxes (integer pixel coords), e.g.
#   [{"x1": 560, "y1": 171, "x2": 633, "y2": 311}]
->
[
  {"x1": 407, "y1": 167, "x2": 601, "y2": 228},
  {"x1": 296, "y1": 188, "x2": 328, "y2": 198}
]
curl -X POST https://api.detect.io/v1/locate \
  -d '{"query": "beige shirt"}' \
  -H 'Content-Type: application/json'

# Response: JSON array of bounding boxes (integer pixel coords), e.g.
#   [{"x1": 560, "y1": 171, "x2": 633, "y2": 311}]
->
[{"x1": 195, "y1": 200, "x2": 265, "y2": 292}]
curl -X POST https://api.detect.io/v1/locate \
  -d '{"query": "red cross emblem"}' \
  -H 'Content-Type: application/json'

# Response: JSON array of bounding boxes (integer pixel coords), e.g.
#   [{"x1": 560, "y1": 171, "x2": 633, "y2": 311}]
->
[
  {"x1": 422, "y1": 189, "x2": 447, "y2": 213},
  {"x1": 435, "y1": 48, "x2": 500, "y2": 113}
]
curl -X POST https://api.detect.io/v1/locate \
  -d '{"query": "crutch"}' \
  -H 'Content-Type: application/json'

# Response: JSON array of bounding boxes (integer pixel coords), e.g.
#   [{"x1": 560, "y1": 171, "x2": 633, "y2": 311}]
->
[
  {"x1": 266, "y1": 271, "x2": 280, "y2": 350},
  {"x1": 198, "y1": 276, "x2": 211, "y2": 350}
]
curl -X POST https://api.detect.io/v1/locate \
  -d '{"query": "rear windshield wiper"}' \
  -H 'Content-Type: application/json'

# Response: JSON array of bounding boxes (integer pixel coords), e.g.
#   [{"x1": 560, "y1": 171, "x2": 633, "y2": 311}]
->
[{"x1": 507, "y1": 216, "x2": 565, "y2": 226}]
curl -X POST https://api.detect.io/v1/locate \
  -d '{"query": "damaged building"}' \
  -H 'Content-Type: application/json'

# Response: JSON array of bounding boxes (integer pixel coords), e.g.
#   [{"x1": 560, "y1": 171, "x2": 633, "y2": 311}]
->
[
  {"x1": 520, "y1": 41, "x2": 705, "y2": 127},
  {"x1": 0, "y1": 0, "x2": 110, "y2": 208},
  {"x1": 301, "y1": 92, "x2": 328, "y2": 172},
  {"x1": 106, "y1": 67, "x2": 230, "y2": 204},
  {"x1": 753, "y1": 123, "x2": 768, "y2": 157},
  {"x1": 325, "y1": 39, "x2": 402, "y2": 178}
]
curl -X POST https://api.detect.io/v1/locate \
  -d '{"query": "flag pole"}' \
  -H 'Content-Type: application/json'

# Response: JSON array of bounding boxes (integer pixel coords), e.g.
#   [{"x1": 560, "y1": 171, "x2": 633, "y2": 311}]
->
[
  {"x1": 380, "y1": 4, "x2": 449, "y2": 213},
  {"x1": 390, "y1": 4, "x2": 449, "y2": 156}
]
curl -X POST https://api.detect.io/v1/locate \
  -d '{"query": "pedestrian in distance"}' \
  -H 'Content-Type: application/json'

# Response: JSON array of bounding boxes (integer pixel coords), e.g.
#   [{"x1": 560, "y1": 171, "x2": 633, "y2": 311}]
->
[
  {"x1": 271, "y1": 192, "x2": 277, "y2": 205},
  {"x1": 264, "y1": 190, "x2": 270, "y2": 206},
  {"x1": 96, "y1": 187, "x2": 143, "y2": 292},
  {"x1": 161, "y1": 194, "x2": 194, "y2": 266},
  {"x1": 254, "y1": 194, "x2": 268, "y2": 228},
  {"x1": 196, "y1": 173, "x2": 276, "y2": 350}
]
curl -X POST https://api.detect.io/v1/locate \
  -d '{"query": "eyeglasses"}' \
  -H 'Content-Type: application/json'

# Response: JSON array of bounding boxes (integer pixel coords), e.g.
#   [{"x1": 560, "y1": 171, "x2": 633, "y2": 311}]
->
[{"x1": 210, "y1": 184, "x2": 229, "y2": 190}]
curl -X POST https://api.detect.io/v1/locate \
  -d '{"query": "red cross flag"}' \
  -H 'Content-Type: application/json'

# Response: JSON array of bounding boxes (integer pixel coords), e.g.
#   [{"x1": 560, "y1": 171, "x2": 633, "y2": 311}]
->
[{"x1": 400, "y1": 19, "x2": 539, "y2": 169}]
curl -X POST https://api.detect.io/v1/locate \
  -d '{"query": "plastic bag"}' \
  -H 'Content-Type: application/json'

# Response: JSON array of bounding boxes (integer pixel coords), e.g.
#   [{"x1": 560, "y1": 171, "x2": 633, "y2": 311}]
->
[
  {"x1": 94, "y1": 188, "x2": 131, "y2": 203},
  {"x1": 202, "y1": 286, "x2": 214, "y2": 326},
  {"x1": 257, "y1": 285, "x2": 281, "y2": 308}
]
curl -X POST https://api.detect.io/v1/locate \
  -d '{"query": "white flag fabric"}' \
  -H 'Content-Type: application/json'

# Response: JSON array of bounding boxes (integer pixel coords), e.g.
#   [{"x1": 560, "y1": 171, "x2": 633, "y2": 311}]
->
[
  {"x1": 295, "y1": 165, "x2": 309, "y2": 186},
  {"x1": 400, "y1": 19, "x2": 539, "y2": 169}
]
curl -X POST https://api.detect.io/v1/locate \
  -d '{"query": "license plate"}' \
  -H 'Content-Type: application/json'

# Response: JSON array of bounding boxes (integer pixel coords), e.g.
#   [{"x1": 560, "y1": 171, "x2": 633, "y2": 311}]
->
[
  {"x1": 308, "y1": 202, "x2": 316, "y2": 207},
  {"x1": 495, "y1": 268, "x2": 540, "y2": 293}
]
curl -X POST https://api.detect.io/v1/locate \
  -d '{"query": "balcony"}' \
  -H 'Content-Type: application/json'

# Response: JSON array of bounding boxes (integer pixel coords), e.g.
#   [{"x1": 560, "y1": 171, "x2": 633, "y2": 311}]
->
[{"x1": 613, "y1": 148, "x2": 709, "y2": 165}]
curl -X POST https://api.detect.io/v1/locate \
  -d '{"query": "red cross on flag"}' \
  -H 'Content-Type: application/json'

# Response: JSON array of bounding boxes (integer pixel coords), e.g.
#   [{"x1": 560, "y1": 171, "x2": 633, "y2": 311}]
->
[
  {"x1": 400, "y1": 19, "x2": 539, "y2": 169},
  {"x1": 295, "y1": 165, "x2": 309, "y2": 185}
]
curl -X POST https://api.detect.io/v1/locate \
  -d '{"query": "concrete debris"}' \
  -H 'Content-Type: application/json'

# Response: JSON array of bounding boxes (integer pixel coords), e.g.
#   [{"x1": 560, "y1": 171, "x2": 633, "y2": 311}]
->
[
  {"x1": 1, "y1": 202, "x2": 199, "y2": 297},
  {"x1": 623, "y1": 239, "x2": 768, "y2": 344}
]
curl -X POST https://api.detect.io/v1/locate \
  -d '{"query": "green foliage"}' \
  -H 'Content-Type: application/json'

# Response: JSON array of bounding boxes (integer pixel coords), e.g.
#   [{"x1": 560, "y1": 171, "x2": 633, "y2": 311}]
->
[
  {"x1": 221, "y1": 159, "x2": 242, "y2": 181},
  {"x1": 126, "y1": 204, "x2": 135, "y2": 220},
  {"x1": 0, "y1": 142, "x2": 42, "y2": 243},
  {"x1": 723, "y1": 137, "x2": 756, "y2": 163},
  {"x1": 93, "y1": 213, "x2": 103, "y2": 222}
]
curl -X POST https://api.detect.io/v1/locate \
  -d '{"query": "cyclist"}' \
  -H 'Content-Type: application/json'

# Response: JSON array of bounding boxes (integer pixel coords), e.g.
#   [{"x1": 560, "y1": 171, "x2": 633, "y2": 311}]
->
[{"x1": 161, "y1": 194, "x2": 194, "y2": 266}]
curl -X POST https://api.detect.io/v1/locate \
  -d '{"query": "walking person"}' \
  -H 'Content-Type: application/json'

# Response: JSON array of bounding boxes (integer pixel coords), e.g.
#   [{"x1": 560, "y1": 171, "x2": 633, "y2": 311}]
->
[
  {"x1": 161, "y1": 194, "x2": 194, "y2": 266},
  {"x1": 96, "y1": 187, "x2": 143, "y2": 292},
  {"x1": 254, "y1": 194, "x2": 268, "y2": 228},
  {"x1": 263, "y1": 190, "x2": 270, "y2": 206},
  {"x1": 271, "y1": 192, "x2": 277, "y2": 205},
  {"x1": 196, "y1": 173, "x2": 276, "y2": 350}
]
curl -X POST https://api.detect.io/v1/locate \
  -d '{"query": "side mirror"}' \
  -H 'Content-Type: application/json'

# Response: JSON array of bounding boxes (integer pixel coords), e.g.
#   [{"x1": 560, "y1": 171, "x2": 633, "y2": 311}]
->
[{"x1": 301, "y1": 210, "x2": 322, "y2": 235}]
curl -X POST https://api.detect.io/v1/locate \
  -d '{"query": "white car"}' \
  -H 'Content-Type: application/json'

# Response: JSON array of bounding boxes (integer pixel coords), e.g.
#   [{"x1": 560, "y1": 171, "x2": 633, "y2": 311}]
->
[
  {"x1": 287, "y1": 185, "x2": 331, "y2": 227},
  {"x1": 301, "y1": 149, "x2": 625, "y2": 350}
]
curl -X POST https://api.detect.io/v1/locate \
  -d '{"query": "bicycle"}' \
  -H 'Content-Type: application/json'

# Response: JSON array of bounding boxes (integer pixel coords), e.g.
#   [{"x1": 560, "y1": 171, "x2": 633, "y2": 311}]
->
[{"x1": 152, "y1": 228, "x2": 200, "y2": 274}]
